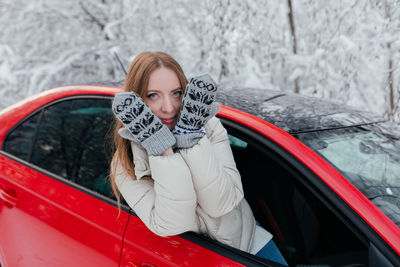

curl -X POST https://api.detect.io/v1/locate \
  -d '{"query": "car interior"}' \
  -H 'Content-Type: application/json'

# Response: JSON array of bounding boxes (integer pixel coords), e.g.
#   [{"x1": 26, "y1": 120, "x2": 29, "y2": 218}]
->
[{"x1": 224, "y1": 122, "x2": 369, "y2": 267}]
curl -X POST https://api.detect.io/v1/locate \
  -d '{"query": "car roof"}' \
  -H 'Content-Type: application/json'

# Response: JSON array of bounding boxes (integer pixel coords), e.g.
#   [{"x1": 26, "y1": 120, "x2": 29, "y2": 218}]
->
[{"x1": 217, "y1": 87, "x2": 385, "y2": 134}]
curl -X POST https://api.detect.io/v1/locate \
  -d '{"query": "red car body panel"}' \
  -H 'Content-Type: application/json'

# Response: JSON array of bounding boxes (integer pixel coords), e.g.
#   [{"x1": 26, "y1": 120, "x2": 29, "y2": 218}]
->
[
  {"x1": 121, "y1": 216, "x2": 243, "y2": 266},
  {"x1": 0, "y1": 153, "x2": 128, "y2": 266},
  {"x1": 0, "y1": 85, "x2": 399, "y2": 266}
]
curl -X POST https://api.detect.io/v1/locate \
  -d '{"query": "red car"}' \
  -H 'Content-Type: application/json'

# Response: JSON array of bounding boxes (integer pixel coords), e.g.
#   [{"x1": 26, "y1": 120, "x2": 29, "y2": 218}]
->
[{"x1": 0, "y1": 85, "x2": 399, "y2": 267}]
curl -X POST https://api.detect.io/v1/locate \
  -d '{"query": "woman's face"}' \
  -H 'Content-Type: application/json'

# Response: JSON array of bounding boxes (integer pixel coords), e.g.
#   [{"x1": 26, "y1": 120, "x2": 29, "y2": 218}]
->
[{"x1": 144, "y1": 67, "x2": 183, "y2": 130}]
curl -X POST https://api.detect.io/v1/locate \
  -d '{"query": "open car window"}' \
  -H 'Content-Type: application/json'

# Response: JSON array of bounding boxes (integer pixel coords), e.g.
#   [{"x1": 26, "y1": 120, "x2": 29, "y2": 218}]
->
[{"x1": 218, "y1": 118, "x2": 371, "y2": 266}]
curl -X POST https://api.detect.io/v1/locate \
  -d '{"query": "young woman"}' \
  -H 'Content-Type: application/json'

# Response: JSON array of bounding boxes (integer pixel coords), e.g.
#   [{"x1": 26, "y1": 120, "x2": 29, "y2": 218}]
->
[{"x1": 109, "y1": 51, "x2": 287, "y2": 265}]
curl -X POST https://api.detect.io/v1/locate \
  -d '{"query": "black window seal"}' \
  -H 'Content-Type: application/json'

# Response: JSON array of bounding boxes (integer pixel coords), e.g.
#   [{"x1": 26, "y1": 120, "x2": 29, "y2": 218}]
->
[
  {"x1": 180, "y1": 230, "x2": 285, "y2": 266},
  {"x1": 28, "y1": 108, "x2": 44, "y2": 162}
]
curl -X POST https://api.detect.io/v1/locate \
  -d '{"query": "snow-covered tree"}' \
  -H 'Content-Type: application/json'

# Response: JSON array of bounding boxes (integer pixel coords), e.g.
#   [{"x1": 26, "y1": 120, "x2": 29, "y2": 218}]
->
[{"x1": 1, "y1": 0, "x2": 399, "y2": 123}]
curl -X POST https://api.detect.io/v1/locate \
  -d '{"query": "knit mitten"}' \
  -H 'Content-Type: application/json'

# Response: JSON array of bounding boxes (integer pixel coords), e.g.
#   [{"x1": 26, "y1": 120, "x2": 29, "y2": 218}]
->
[
  {"x1": 173, "y1": 74, "x2": 219, "y2": 148},
  {"x1": 112, "y1": 92, "x2": 176, "y2": 156}
]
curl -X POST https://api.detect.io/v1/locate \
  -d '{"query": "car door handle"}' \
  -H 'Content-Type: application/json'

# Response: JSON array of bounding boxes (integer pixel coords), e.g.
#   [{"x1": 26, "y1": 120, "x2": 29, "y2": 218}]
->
[{"x1": 0, "y1": 189, "x2": 17, "y2": 207}]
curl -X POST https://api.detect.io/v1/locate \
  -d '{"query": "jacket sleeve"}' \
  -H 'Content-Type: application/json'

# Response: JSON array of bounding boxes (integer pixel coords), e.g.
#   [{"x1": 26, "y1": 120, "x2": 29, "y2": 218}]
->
[
  {"x1": 178, "y1": 117, "x2": 244, "y2": 218},
  {"x1": 113, "y1": 147, "x2": 197, "y2": 237}
]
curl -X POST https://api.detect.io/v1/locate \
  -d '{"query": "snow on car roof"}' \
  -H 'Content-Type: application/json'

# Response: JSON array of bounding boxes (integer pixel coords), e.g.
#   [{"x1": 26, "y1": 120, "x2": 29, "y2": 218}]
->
[{"x1": 217, "y1": 87, "x2": 385, "y2": 134}]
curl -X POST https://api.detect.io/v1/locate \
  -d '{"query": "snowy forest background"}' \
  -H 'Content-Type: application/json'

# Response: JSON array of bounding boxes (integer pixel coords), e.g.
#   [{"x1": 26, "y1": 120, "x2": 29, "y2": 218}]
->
[{"x1": 1, "y1": 0, "x2": 400, "y2": 122}]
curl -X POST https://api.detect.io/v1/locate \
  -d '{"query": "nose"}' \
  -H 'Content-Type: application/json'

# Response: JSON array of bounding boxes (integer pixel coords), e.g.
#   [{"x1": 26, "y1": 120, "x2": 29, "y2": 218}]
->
[{"x1": 161, "y1": 96, "x2": 174, "y2": 114}]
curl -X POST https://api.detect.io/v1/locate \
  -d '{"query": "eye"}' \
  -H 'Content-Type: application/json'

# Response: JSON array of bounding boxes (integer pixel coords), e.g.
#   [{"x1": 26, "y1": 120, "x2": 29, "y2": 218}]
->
[
  {"x1": 147, "y1": 93, "x2": 157, "y2": 100},
  {"x1": 173, "y1": 90, "x2": 183, "y2": 97}
]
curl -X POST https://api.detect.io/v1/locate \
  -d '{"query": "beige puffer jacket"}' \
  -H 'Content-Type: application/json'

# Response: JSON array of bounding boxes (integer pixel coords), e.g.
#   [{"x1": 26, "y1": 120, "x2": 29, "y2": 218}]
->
[{"x1": 114, "y1": 117, "x2": 256, "y2": 252}]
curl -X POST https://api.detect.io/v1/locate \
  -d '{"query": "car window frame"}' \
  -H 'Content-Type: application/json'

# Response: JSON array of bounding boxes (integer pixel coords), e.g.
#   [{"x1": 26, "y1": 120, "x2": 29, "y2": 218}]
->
[
  {"x1": 0, "y1": 94, "x2": 131, "y2": 213},
  {"x1": 211, "y1": 116, "x2": 399, "y2": 267}
]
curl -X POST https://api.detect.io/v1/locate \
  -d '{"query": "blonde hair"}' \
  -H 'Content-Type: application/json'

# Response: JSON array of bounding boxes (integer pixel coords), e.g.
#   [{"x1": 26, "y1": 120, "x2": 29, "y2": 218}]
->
[{"x1": 109, "y1": 51, "x2": 188, "y2": 205}]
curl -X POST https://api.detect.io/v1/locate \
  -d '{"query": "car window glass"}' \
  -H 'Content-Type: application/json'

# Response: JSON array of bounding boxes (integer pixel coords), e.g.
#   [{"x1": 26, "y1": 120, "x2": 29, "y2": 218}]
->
[
  {"x1": 3, "y1": 112, "x2": 41, "y2": 161},
  {"x1": 295, "y1": 125, "x2": 400, "y2": 227},
  {"x1": 30, "y1": 98, "x2": 115, "y2": 198}
]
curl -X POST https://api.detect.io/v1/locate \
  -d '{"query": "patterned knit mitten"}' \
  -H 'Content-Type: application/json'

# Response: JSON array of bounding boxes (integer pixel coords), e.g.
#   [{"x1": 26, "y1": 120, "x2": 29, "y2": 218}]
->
[
  {"x1": 112, "y1": 92, "x2": 176, "y2": 156},
  {"x1": 172, "y1": 74, "x2": 219, "y2": 148}
]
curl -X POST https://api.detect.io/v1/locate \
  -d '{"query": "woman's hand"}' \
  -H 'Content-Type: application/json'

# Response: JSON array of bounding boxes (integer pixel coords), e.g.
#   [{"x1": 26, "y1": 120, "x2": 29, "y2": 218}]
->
[{"x1": 172, "y1": 74, "x2": 219, "y2": 148}]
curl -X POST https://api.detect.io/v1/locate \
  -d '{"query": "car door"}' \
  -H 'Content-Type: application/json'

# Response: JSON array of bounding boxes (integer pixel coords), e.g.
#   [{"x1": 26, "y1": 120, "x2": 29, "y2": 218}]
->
[
  {"x1": 0, "y1": 96, "x2": 128, "y2": 267},
  {"x1": 118, "y1": 118, "x2": 294, "y2": 267},
  {"x1": 120, "y1": 211, "x2": 284, "y2": 267}
]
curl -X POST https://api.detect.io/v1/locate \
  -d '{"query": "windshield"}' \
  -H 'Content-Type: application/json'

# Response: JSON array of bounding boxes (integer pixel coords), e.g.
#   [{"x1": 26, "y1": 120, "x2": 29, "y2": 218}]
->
[{"x1": 295, "y1": 121, "x2": 400, "y2": 227}]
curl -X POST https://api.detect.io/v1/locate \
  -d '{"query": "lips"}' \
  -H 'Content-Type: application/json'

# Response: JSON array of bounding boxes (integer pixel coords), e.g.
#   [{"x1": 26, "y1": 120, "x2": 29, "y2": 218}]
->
[{"x1": 161, "y1": 118, "x2": 175, "y2": 124}]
